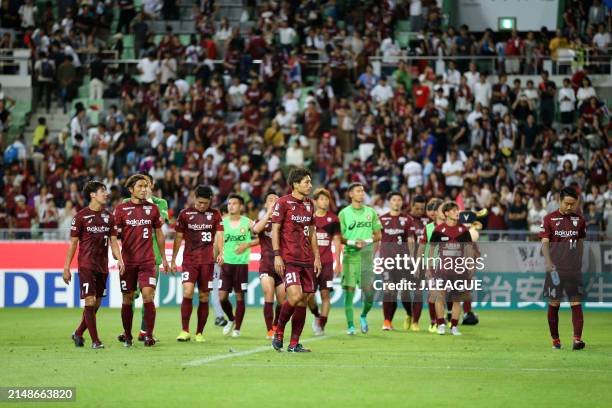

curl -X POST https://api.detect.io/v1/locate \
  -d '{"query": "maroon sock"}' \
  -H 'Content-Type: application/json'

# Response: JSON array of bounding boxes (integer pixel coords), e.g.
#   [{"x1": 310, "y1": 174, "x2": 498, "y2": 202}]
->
[
  {"x1": 463, "y1": 301, "x2": 472, "y2": 314},
  {"x1": 289, "y1": 306, "x2": 307, "y2": 345},
  {"x1": 273, "y1": 303, "x2": 281, "y2": 327},
  {"x1": 382, "y1": 302, "x2": 396, "y2": 321},
  {"x1": 143, "y1": 302, "x2": 156, "y2": 337},
  {"x1": 451, "y1": 318, "x2": 458, "y2": 327},
  {"x1": 276, "y1": 301, "x2": 295, "y2": 333},
  {"x1": 310, "y1": 303, "x2": 320, "y2": 318},
  {"x1": 547, "y1": 304, "x2": 560, "y2": 340},
  {"x1": 319, "y1": 315, "x2": 328, "y2": 329},
  {"x1": 401, "y1": 301, "x2": 412, "y2": 317},
  {"x1": 181, "y1": 298, "x2": 193, "y2": 332},
  {"x1": 121, "y1": 304, "x2": 133, "y2": 339},
  {"x1": 220, "y1": 298, "x2": 234, "y2": 321},
  {"x1": 75, "y1": 305, "x2": 99, "y2": 335},
  {"x1": 571, "y1": 304, "x2": 583, "y2": 340},
  {"x1": 235, "y1": 300, "x2": 245, "y2": 330},
  {"x1": 84, "y1": 306, "x2": 99, "y2": 343},
  {"x1": 428, "y1": 302, "x2": 437, "y2": 324},
  {"x1": 263, "y1": 302, "x2": 274, "y2": 331},
  {"x1": 197, "y1": 301, "x2": 209, "y2": 334},
  {"x1": 436, "y1": 317, "x2": 445, "y2": 326},
  {"x1": 412, "y1": 302, "x2": 423, "y2": 322}
]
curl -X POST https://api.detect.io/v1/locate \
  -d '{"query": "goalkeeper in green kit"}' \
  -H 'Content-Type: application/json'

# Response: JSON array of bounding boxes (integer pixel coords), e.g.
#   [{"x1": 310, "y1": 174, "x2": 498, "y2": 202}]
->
[
  {"x1": 118, "y1": 172, "x2": 169, "y2": 342},
  {"x1": 338, "y1": 183, "x2": 382, "y2": 335}
]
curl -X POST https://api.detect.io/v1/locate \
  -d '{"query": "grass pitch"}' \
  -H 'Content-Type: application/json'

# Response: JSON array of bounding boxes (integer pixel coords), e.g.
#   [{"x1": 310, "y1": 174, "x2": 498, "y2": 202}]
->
[{"x1": 1, "y1": 308, "x2": 610, "y2": 407}]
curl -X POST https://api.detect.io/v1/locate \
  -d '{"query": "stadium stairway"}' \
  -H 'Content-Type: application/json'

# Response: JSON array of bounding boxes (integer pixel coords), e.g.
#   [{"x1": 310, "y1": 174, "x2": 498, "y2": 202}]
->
[{"x1": 23, "y1": 107, "x2": 70, "y2": 148}]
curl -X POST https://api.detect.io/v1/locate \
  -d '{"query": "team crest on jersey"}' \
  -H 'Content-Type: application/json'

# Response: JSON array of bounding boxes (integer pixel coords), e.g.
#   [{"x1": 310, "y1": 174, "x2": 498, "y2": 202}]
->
[
  {"x1": 240, "y1": 227, "x2": 246, "y2": 234},
  {"x1": 206, "y1": 213, "x2": 212, "y2": 221},
  {"x1": 327, "y1": 217, "x2": 331, "y2": 222},
  {"x1": 367, "y1": 214, "x2": 371, "y2": 221},
  {"x1": 572, "y1": 220, "x2": 578, "y2": 227},
  {"x1": 144, "y1": 205, "x2": 152, "y2": 215},
  {"x1": 400, "y1": 219, "x2": 405, "y2": 226},
  {"x1": 102, "y1": 216, "x2": 109, "y2": 223},
  {"x1": 305, "y1": 203, "x2": 311, "y2": 212}
]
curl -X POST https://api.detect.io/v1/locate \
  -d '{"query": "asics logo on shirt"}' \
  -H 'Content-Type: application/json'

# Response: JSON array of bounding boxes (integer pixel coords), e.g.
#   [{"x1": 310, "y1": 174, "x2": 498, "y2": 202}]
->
[
  {"x1": 348, "y1": 220, "x2": 373, "y2": 230},
  {"x1": 225, "y1": 234, "x2": 247, "y2": 243}
]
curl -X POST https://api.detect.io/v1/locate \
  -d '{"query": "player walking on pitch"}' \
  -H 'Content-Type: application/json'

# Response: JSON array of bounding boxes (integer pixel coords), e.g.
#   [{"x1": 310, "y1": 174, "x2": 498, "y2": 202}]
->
[
  {"x1": 271, "y1": 168, "x2": 321, "y2": 352},
  {"x1": 64, "y1": 181, "x2": 124, "y2": 349},
  {"x1": 172, "y1": 186, "x2": 224, "y2": 342},
  {"x1": 114, "y1": 174, "x2": 169, "y2": 347},
  {"x1": 219, "y1": 194, "x2": 258, "y2": 337},
  {"x1": 309, "y1": 188, "x2": 342, "y2": 336},
  {"x1": 540, "y1": 187, "x2": 587, "y2": 350},
  {"x1": 252, "y1": 191, "x2": 287, "y2": 339},
  {"x1": 338, "y1": 183, "x2": 382, "y2": 335}
]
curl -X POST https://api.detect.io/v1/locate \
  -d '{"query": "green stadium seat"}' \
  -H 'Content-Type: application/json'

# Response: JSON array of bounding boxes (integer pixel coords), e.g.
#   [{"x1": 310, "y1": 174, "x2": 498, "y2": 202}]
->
[
  {"x1": 395, "y1": 31, "x2": 411, "y2": 49},
  {"x1": 154, "y1": 34, "x2": 164, "y2": 46},
  {"x1": 123, "y1": 35, "x2": 135, "y2": 48},
  {"x1": 123, "y1": 47, "x2": 135, "y2": 59},
  {"x1": 179, "y1": 35, "x2": 191, "y2": 46},
  {"x1": 396, "y1": 20, "x2": 411, "y2": 32}
]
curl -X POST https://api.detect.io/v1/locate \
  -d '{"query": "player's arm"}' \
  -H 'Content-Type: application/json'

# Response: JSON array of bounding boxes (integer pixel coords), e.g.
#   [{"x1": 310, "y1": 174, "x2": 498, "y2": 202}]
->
[
  {"x1": 171, "y1": 231, "x2": 183, "y2": 274},
  {"x1": 272, "y1": 222, "x2": 284, "y2": 275},
  {"x1": 541, "y1": 237, "x2": 554, "y2": 272},
  {"x1": 333, "y1": 232, "x2": 342, "y2": 277},
  {"x1": 339, "y1": 210, "x2": 352, "y2": 246},
  {"x1": 310, "y1": 225, "x2": 322, "y2": 275},
  {"x1": 109, "y1": 236, "x2": 125, "y2": 275},
  {"x1": 236, "y1": 237, "x2": 259, "y2": 253},
  {"x1": 155, "y1": 227, "x2": 170, "y2": 273},
  {"x1": 252, "y1": 207, "x2": 273, "y2": 234},
  {"x1": 215, "y1": 230, "x2": 224, "y2": 265},
  {"x1": 62, "y1": 237, "x2": 79, "y2": 284}
]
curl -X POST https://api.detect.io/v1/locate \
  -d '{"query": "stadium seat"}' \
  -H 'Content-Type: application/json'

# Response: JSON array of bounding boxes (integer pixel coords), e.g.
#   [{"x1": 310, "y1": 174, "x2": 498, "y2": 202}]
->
[
  {"x1": 395, "y1": 32, "x2": 411, "y2": 49},
  {"x1": 396, "y1": 20, "x2": 411, "y2": 32},
  {"x1": 123, "y1": 35, "x2": 134, "y2": 48},
  {"x1": 179, "y1": 35, "x2": 191, "y2": 46}
]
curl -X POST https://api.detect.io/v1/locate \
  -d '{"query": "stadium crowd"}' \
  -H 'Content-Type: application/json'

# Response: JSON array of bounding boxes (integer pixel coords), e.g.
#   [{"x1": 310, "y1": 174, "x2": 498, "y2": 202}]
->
[{"x1": 0, "y1": 0, "x2": 610, "y2": 240}]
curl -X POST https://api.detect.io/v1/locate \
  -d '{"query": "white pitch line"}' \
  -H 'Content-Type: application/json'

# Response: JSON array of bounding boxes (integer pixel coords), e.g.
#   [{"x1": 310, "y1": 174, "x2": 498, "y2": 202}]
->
[
  {"x1": 183, "y1": 335, "x2": 338, "y2": 367},
  {"x1": 201, "y1": 362, "x2": 611, "y2": 374}
]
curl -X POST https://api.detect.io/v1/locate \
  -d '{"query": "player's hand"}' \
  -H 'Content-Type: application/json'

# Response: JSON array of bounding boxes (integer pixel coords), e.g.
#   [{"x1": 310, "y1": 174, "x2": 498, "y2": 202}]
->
[
  {"x1": 355, "y1": 239, "x2": 365, "y2": 249},
  {"x1": 62, "y1": 267, "x2": 71, "y2": 284},
  {"x1": 235, "y1": 243, "x2": 248, "y2": 254},
  {"x1": 274, "y1": 255, "x2": 285, "y2": 275},
  {"x1": 216, "y1": 253, "x2": 224, "y2": 266},
  {"x1": 117, "y1": 259, "x2": 125, "y2": 276},
  {"x1": 162, "y1": 259, "x2": 171, "y2": 275},
  {"x1": 334, "y1": 263, "x2": 341, "y2": 278},
  {"x1": 170, "y1": 260, "x2": 178, "y2": 274},
  {"x1": 314, "y1": 257, "x2": 322, "y2": 277},
  {"x1": 545, "y1": 263, "x2": 554, "y2": 273}
]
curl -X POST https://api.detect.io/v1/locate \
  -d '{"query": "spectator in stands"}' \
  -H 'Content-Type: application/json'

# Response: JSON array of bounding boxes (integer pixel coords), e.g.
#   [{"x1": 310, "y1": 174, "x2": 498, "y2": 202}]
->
[{"x1": 56, "y1": 55, "x2": 76, "y2": 113}]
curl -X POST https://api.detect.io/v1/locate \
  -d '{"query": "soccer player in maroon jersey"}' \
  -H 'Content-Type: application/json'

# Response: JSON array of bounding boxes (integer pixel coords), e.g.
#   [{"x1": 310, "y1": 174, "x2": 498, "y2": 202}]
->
[
  {"x1": 540, "y1": 187, "x2": 587, "y2": 350},
  {"x1": 379, "y1": 191, "x2": 416, "y2": 331},
  {"x1": 428, "y1": 202, "x2": 477, "y2": 336},
  {"x1": 114, "y1": 174, "x2": 169, "y2": 347},
  {"x1": 171, "y1": 186, "x2": 224, "y2": 342},
  {"x1": 421, "y1": 198, "x2": 443, "y2": 332},
  {"x1": 252, "y1": 191, "x2": 286, "y2": 339},
  {"x1": 271, "y1": 168, "x2": 321, "y2": 352},
  {"x1": 309, "y1": 188, "x2": 342, "y2": 336},
  {"x1": 63, "y1": 181, "x2": 124, "y2": 349},
  {"x1": 402, "y1": 195, "x2": 427, "y2": 329}
]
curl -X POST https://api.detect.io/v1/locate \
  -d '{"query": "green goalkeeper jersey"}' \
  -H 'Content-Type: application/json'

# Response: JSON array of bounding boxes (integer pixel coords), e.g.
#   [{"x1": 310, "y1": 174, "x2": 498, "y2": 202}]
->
[
  {"x1": 339, "y1": 204, "x2": 382, "y2": 257},
  {"x1": 122, "y1": 195, "x2": 168, "y2": 265}
]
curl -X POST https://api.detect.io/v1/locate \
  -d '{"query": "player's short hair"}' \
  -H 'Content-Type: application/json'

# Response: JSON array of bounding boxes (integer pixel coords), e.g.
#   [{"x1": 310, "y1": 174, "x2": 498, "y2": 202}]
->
[
  {"x1": 227, "y1": 193, "x2": 244, "y2": 205},
  {"x1": 441, "y1": 201, "x2": 459, "y2": 213},
  {"x1": 83, "y1": 180, "x2": 106, "y2": 199},
  {"x1": 426, "y1": 198, "x2": 444, "y2": 212},
  {"x1": 386, "y1": 191, "x2": 403, "y2": 201},
  {"x1": 412, "y1": 195, "x2": 426, "y2": 205},
  {"x1": 287, "y1": 167, "x2": 311, "y2": 188},
  {"x1": 313, "y1": 188, "x2": 331, "y2": 200},
  {"x1": 137, "y1": 171, "x2": 154, "y2": 185},
  {"x1": 264, "y1": 190, "x2": 278, "y2": 200},
  {"x1": 347, "y1": 182, "x2": 364, "y2": 193},
  {"x1": 560, "y1": 187, "x2": 578, "y2": 200},
  {"x1": 195, "y1": 185, "x2": 213, "y2": 199},
  {"x1": 125, "y1": 174, "x2": 148, "y2": 191}
]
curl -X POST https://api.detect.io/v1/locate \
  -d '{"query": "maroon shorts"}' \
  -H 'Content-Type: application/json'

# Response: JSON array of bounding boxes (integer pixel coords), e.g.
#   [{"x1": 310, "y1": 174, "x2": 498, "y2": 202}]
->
[
  {"x1": 181, "y1": 263, "x2": 215, "y2": 292},
  {"x1": 121, "y1": 263, "x2": 157, "y2": 293},
  {"x1": 78, "y1": 269, "x2": 108, "y2": 299},
  {"x1": 315, "y1": 262, "x2": 334, "y2": 291},
  {"x1": 220, "y1": 264, "x2": 249, "y2": 293},
  {"x1": 284, "y1": 263, "x2": 315, "y2": 293}
]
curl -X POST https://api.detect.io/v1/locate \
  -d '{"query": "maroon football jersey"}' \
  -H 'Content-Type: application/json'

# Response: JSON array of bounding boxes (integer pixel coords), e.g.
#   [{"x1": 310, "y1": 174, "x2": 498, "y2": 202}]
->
[
  {"x1": 271, "y1": 194, "x2": 315, "y2": 266},
  {"x1": 257, "y1": 218, "x2": 274, "y2": 263},
  {"x1": 539, "y1": 210, "x2": 586, "y2": 270},
  {"x1": 379, "y1": 212, "x2": 415, "y2": 258},
  {"x1": 114, "y1": 201, "x2": 162, "y2": 265},
  {"x1": 176, "y1": 207, "x2": 223, "y2": 265},
  {"x1": 314, "y1": 211, "x2": 340, "y2": 264},
  {"x1": 430, "y1": 223, "x2": 472, "y2": 272},
  {"x1": 410, "y1": 214, "x2": 429, "y2": 243},
  {"x1": 70, "y1": 207, "x2": 117, "y2": 274}
]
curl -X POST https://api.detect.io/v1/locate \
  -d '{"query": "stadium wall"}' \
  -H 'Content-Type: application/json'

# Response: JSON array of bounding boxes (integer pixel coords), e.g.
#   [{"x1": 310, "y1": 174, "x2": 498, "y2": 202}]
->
[{"x1": 0, "y1": 242, "x2": 610, "y2": 309}]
